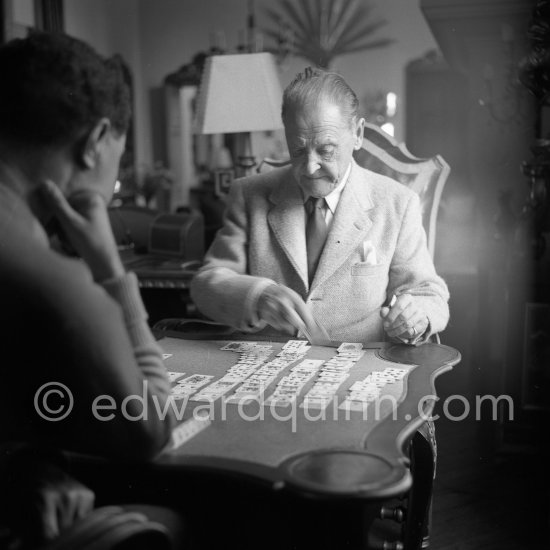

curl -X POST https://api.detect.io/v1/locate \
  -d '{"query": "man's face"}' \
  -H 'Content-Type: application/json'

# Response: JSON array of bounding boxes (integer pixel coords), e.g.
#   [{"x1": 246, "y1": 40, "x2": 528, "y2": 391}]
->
[{"x1": 284, "y1": 99, "x2": 364, "y2": 198}]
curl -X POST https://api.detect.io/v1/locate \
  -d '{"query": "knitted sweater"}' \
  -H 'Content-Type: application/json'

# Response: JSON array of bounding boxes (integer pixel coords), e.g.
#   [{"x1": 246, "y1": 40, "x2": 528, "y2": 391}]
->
[{"x1": 0, "y1": 173, "x2": 174, "y2": 460}]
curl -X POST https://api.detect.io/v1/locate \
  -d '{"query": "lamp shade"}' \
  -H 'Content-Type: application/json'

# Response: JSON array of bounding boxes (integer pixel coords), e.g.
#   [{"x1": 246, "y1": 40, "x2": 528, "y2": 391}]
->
[{"x1": 194, "y1": 52, "x2": 284, "y2": 135}]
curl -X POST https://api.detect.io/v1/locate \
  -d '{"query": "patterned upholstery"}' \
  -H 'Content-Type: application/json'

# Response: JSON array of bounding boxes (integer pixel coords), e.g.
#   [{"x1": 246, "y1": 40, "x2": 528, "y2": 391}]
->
[{"x1": 353, "y1": 123, "x2": 450, "y2": 259}]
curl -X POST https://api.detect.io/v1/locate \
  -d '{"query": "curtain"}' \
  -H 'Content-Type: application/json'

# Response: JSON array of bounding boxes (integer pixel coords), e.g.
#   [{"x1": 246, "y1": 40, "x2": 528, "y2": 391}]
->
[{"x1": 38, "y1": 0, "x2": 63, "y2": 32}]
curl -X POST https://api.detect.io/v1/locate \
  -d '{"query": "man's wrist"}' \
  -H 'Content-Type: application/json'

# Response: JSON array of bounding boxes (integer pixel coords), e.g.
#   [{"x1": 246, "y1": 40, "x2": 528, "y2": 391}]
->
[
  {"x1": 91, "y1": 254, "x2": 125, "y2": 283},
  {"x1": 247, "y1": 280, "x2": 277, "y2": 329}
]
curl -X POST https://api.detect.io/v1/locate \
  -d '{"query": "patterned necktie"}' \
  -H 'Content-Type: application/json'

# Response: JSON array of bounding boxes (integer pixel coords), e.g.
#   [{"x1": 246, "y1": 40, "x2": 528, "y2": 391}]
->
[{"x1": 305, "y1": 197, "x2": 328, "y2": 284}]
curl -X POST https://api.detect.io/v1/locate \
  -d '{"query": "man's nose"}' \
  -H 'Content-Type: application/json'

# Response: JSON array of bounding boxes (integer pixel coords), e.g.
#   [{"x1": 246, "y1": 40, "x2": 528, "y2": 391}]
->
[{"x1": 304, "y1": 153, "x2": 320, "y2": 175}]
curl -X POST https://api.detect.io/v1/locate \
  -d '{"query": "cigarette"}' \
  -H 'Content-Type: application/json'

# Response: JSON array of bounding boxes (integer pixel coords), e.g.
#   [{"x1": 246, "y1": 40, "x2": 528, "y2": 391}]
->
[{"x1": 389, "y1": 295, "x2": 397, "y2": 308}]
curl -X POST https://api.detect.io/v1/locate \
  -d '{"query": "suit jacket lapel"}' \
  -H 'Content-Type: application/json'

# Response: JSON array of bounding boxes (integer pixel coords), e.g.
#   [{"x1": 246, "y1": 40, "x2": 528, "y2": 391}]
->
[
  {"x1": 267, "y1": 173, "x2": 309, "y2": 289},
  {"x1": 312, "y1": 162, "x2": 374, "y2": 290}
]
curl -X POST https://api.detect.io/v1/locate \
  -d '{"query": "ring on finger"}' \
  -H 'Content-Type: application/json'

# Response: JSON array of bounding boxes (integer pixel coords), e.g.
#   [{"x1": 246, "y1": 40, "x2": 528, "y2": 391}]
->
[{"x1": 411, "y1": 326, "x2": 418, "y2": 337}]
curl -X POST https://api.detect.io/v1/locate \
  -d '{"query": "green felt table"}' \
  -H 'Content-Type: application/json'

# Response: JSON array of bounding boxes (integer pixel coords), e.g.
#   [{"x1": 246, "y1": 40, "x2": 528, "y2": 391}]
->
[{"x1": 156, "y1": 337, "x2": 461, "y2": 501}]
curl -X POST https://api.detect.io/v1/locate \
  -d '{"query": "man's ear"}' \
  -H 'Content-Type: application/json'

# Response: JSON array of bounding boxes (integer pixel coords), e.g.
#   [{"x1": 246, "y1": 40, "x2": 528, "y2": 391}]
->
[
  {"x1": 79, "y1": 118, "x2": 111, "y2": 169},
  {"x1": 354, "y1": 117, "x2": 365, "y2": 150}
]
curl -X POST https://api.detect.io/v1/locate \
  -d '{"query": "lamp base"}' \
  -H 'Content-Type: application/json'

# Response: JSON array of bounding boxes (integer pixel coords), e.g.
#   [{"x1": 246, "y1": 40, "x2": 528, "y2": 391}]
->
[
  {"x1": 236, "y1": 155, "x2": 257, "y2": 177},
  {"x1": 234, "y1": 132, "x2": 256, "y2": 177}
]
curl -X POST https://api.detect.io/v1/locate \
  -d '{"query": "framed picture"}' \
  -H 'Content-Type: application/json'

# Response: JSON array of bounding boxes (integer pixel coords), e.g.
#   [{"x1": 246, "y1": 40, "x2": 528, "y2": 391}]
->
[{"x1": 521, "y1": 302, "x2": 550, "y2": 410}]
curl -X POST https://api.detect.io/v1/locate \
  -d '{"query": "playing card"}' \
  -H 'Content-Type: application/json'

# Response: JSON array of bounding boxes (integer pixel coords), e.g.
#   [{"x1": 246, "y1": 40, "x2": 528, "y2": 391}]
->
[
  {"x1": 167, "y1": 371, "x2": 185, "y2": 382},
  {"x1": 220, "y1": 341, "x2": 245, "y2": 351},
  {"x1": 264, "y1": 395, "x2": 296, "y2": 407},
  {"x1": 337, "y1": 342, "x2": 364, "y2": 353},
  {"x1": 177, "y1": 374, "x2": 214, "y2": 387},
  {"x1": 282, "y1": 340, "x2": 310, "y2": 351},
  {"x1": 297, "y1": 359, "x2": 325, "y2": 369},
  {"x1": 339, "y1": 398, "x2": 370, "y2": 412},
  {"x1": 300, "y1": 396, "x2": 332, "y2": 410}
]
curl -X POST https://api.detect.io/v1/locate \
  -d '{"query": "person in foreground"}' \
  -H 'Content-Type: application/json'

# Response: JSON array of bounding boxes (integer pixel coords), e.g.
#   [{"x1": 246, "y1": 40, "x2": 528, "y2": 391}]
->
[
  {"x1": 0, "y1": 33, "x2": 180, "y2": 548},
  {"x1": 191, "y1": 68, "x2": 450, "y2": 345}
]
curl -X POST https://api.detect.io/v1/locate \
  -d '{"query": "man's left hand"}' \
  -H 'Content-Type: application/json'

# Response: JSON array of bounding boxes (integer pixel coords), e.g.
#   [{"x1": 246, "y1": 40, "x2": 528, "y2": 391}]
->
[
  {"x1": 4, "y1": 459, "x2": 95, "y2": 545},
  {"x1": 39, "y1": 180, "x2": 124, "y2": 282},
  {"x1": 380, "y1": 293, "x2": 429, "y2": 342}
]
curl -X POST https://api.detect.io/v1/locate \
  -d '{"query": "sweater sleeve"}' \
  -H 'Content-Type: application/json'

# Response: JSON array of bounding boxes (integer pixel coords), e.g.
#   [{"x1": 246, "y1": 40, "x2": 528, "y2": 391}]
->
[{"x1": 100, "y1": 272, "x2": 170, "y2": 397}]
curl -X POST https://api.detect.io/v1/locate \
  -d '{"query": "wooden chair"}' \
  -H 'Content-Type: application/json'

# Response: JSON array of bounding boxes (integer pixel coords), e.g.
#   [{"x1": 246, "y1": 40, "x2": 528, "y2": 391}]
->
[
  {"x1": 353, "y1": 122, "x2": 450, "y2": 259},
  {"x1": 353, "y1": 123, "x2": 451, "y2": 550}
]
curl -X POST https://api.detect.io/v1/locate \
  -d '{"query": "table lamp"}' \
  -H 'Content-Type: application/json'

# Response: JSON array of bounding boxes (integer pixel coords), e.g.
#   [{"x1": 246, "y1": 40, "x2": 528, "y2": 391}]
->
[{"x1": 194, "y1": 52, "x2": 284, "y2": 177}]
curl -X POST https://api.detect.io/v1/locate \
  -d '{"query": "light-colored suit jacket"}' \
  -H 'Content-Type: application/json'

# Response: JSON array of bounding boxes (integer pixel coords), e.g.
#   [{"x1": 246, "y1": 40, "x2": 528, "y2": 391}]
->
[{"x1": 190, "y1": 160, "x2": 449, "y2": 344}]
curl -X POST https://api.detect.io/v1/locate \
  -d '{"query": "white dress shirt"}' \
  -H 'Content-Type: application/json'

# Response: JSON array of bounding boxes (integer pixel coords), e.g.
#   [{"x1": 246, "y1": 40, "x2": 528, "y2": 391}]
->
[{"x1": 303, "y1": 163, "x2": 352, "y2": 231}]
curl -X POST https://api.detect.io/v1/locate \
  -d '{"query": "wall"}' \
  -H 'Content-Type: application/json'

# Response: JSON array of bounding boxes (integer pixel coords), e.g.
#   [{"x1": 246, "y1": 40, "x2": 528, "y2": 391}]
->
[
  {"x1": 60, "y1": 0, "x2": 439, "y2": 186},
  {"x1": 64, "y1": 0, "x2": 113, "y2": 55},
  {"x1": 136, "y1": 0, "x2": 438, "y2": 168},
  {"x1": 421, "y1": 0, "x2": 538, "y2": 405},
  {"x1": 64, "y1": 0, "x2": 147, "y2": 175}
]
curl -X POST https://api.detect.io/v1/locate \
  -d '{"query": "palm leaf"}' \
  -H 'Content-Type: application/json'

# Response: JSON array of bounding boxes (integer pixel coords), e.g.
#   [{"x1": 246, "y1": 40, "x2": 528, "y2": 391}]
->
[
  {"x1": 328, "y1": 0, "x2": 358, "y2": 40},
  {"x1": 277, "y1": 1, "x2": 310, "y2": 37},
  {"x1": 262, "y1": 0, "x2": 393, "y2": 69},
  {"x1": 298, "y1": 0, "x2": 320, "y2": 43},
  {"x1": 325, "y1": 0, "x2": 339, "y2": 32},
  {"x1": 332, "y1": 20, "x2": 390, "y2": 54},
  {"x1": 319, "y1": 0, "x2": 330, "y2": 50},
  {"x1": 327, "y1": 0, "x2": 374, "y2": 49},
  {"x1": 329, "y1": 3, "x2": 377, "y2": 46},
  {"x1": 334, "y1": 38, "x2": 395, "y2": 57}
]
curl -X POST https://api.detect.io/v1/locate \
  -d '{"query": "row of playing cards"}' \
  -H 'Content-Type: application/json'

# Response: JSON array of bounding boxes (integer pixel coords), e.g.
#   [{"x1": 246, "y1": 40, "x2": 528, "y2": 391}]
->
[
  {"x1": 299, "y1": 342, "x2": 365, "y2": 410},
  {"x1": 165, "y1": 340, "x2": 370, "y2": 409},
  {"x1": 339, "y1": 366, "x2": 408, "y2": 411}
]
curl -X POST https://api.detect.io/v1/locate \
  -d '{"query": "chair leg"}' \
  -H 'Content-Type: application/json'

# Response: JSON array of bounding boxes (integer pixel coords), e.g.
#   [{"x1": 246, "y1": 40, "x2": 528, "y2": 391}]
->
[{"x1": 404, "y1": 421, "x2": 437, "y2": 550}]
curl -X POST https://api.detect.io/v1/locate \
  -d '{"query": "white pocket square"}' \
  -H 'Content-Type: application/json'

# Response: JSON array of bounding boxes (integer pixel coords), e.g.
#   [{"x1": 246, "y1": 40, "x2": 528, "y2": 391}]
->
[{"x1": 362, "y1": 240, "x2": 377, "y2": 265}]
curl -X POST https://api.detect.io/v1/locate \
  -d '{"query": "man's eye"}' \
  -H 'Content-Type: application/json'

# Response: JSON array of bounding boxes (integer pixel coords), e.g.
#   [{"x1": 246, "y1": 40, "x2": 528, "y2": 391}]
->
[{"x1": 319, "y1": 147, "x2": 335, "y2": 159}]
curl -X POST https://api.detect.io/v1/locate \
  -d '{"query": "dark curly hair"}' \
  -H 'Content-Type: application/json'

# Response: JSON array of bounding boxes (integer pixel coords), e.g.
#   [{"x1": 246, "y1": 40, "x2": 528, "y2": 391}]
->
[{"x1": 0, "y1": 32, "x2": 131, "y2": 148}]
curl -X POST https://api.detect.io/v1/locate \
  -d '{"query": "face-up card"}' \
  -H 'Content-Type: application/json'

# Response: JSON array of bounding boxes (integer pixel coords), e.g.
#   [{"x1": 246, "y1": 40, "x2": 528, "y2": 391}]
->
[
  {"x1": 167, "y1": 371, "x2": 185, "y2": 382},
  {"x1": 220, "y1": 342, "x2": 245, "y2": 351},
  {"x1": 317, "y1": 375, "x2": 348, "y2": 384},
  {"x1": 190, "y1": 393, "x2": 218, "y2": 402},
  {"x1": 171, "y1": 385, "x2": 197, "y2": 396},
  {"x1": 282, "y1": 339, "x2": 310, "y2": 351},
  {"x1": 337, "y1": 342, "x2": 364, "y2": 353},
  {"x1": 263, "y1": 395, "x2": 296, "y2": 407},
  {"x1": 383, "y1": 367, "x2": 407, "y2": 379},
  {"x1": 297, "y1": 359, "x2": 325, "y2": 369},
  {"x1": 300, "y1": 396, "x2": 332, "y2": 410},
  {"x1": 178, "y1": 374, "x2": 214, "y2": 387},
  {"x1": 339, "y1": 398, "x2": 370, "y2": 412},
  {"x1": 226, "y1": 393, "x2": 263, "y2": 404}
]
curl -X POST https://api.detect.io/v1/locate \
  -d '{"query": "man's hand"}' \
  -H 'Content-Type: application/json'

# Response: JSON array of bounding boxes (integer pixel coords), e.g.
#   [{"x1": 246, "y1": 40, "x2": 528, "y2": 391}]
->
[
  {"x1": 257, "y1": 285, "x2": 318, "y2": 336},
  {"x1": 6, "y1": 461, "x2": 95, "y2": 545},
  {"x1": 380, "y1": 293, "x2": 429, "y2": 343},
  {"x1": 30, "y1": 471, "x2": 95, "y2": 543},
  {"x1": 39, "y1": 180, "x2": 124, "y2": 282}
]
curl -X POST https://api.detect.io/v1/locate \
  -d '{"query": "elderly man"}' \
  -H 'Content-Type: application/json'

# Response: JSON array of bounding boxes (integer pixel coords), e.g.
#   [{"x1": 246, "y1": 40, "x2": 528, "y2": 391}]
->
[{"x1": 191, "y1": 68, "x2": 449, "y2": 345}]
